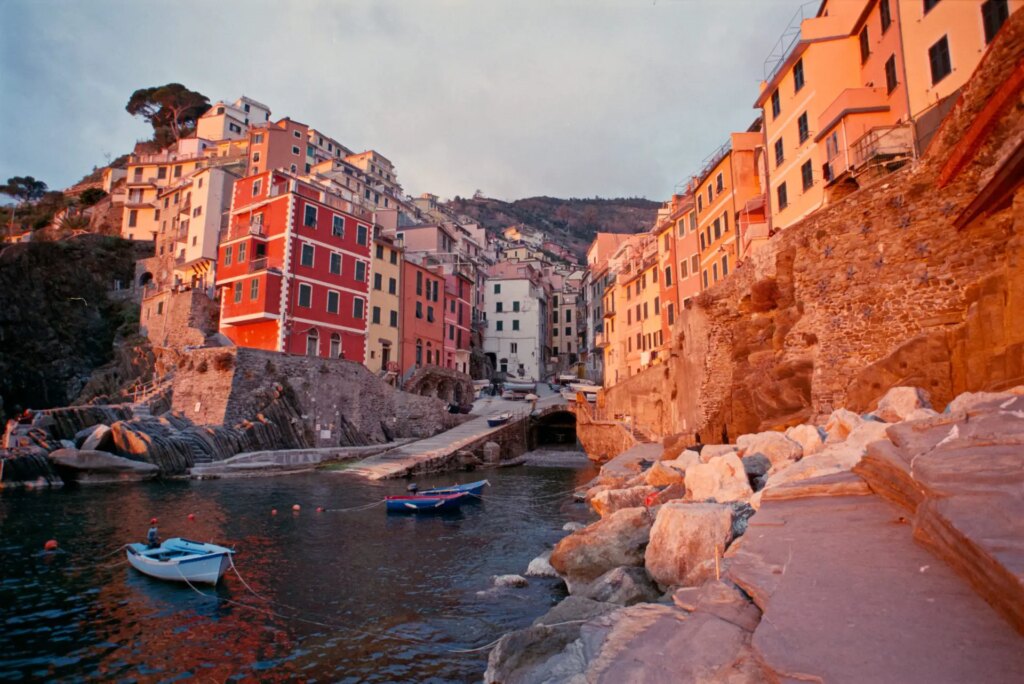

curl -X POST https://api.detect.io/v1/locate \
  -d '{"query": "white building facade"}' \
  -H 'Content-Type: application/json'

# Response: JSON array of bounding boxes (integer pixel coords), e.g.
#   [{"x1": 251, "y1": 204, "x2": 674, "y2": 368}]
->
[{"x1": 483, "y1": 264, "x2": 548, "y2": 381}]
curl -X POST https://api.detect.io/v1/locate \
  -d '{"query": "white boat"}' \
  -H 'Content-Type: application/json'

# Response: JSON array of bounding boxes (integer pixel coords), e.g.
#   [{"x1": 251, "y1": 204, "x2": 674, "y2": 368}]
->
[
  {"x1": 126, "y1": 537, "x2": 234, "y2": 585},
  {"x1": 562, "y1": 387, "x2": 597, "y2": 403}
]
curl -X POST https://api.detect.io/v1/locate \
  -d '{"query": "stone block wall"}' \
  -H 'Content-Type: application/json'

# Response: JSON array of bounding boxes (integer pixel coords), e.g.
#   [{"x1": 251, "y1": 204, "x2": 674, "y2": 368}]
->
[
  {"x1": 601, "y1": 13, "x2": 1024, "y2": 444},
  {"x1": 142, "y1": 288, "x2": 218, "y2": 350},
  {"x1": 171, "y1": 347, "x2": 458, "y2": 446}
]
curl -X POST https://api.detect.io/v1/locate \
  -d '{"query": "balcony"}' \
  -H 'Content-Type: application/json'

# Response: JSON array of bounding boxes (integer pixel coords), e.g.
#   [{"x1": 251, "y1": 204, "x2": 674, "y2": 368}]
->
[
  {"x1": 595, "y1": 331, "x2": 609, "y2": 348},
  {"x1": 851, "y1": 124, "x2": 914, "y2": 170},
  {"x1": 248, "y1": 257, "x2": 270, "y2": 273}
]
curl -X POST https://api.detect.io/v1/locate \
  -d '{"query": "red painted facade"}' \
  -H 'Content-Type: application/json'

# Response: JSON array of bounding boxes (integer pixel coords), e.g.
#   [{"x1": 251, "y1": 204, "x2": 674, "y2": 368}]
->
[
  {"x1": 216, "y1": 171, "x2": 372, "y2": 361},
  {"x1": 443, "y1": 272, "x2": 473, "y2": 371},
  {"x1": 400, "y1": 260, "x2": 446, "y2": 375}
]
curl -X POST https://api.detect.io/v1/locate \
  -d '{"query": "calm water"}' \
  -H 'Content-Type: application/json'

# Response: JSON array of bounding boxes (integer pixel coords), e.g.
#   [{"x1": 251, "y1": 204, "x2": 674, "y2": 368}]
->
[{"x1": 0, "y1": 462, "x2": 596, "y2": 682}]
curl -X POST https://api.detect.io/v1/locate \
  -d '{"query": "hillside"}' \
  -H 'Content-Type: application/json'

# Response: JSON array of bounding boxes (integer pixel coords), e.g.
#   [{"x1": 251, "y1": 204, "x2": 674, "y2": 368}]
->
[{"x1": 447, "y1": 195, "x2": 659, "y2": 260}]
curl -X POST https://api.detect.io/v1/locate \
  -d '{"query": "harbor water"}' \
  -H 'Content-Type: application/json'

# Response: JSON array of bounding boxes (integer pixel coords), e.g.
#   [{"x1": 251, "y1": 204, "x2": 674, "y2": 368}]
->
[{"x1": 0, "y1": 458, "x2": 596, "y2": 682}]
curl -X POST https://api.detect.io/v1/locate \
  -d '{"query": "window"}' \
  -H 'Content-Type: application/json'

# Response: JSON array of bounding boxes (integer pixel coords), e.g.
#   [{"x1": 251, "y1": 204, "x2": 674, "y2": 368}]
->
[
  {"x1": 654, "y1": 297, "x2": 660, "y2": 314},
  {"x1": 801, "y1": 161, "x2": 814, "y2": 190},
  {"x1": 390, "y1": 310, "x2": 398, "y2": 327},
  {"x1": 929, "y1": 36, "x2": 951, "y2": 84},
  {"x1": 494, "y1": 283, "x2": 501, "y2": 294},
  {"x1": 667, "y1": 303, "x2": 675, "y2": 325},
  {"x1": 373, "y1": 273, "x2": 382, "y2": 290},
  {"x1": 376, "y1": 244, "x2": 384, "y2": 260},
  {"x1": 565, "y1": 326, "x2": 571, "y2": 335},
  {"x1": 716, "y1": 173, "x2": 724, "y2": 193},
  {"x1": 354, "y1": 261, "x2": 366, "y2": 282},
  {"x1": 304, "y1": 205, "x2": 317, "y2": 227},
  {"x1": 774, "y1": 138, "x2": 784, "y2": 166},
  {"x1": 885, "y1": 56, "x2": 898, "y2": 93},
  {"x1": 697, "y1": 195, "x2": 703, "y2": 212},
  {"x1": 771, "y1": 90, "x2": 781, "y2": 119},
  {"x1": 723, "y1": 212, "x2": 729, "y2": 232},
  {"x1": 700, "y1": 233, "x2": 706, "y2": 250},
  {"x1": 237, "y1": 242, "x2": 246, "y2": 262},
  {"x1": 390, "y1": 250, "x2": 397, "y2": 265},
  {"x1": 665, "y1": 266, "x2": 673, "y2": 286},
  {"x1": 416, "y1": 271, "x2": 423, "y2": 295},
  {"x1": 722, "y1": 255, "x2": 729, "y2": 277},
  {"x1": 496, "y1": 301, "x2": 504, "y2": 313},
  {"x1": 713, "y1": 264, "x2": 719, "y2": 283},
  {"x1": 292, "y1": 145, "x2": 300, "y2": 155},
  {"x1": 553, "y1": 327, "x2": 559, "y2": 337},
  {"x1": 330, "y1": 333, "x2": 341, "y2": 358},
  {"x1": 643, "y1": 302, "x2": 649, "y2": 319},
  {"x1": 983, "y1": 0, "x2": 1009, "y2": 43},
  {"x1": 924, "y1": 0, "x2": 941, "y2": 13},
  {"x1": 327, "y1": 290, "x2": 340, "y2": 314},
  {"x1": 512, "y1": 301, "x2": 520, "y2": 312},
  {"x1": 496, "y1": 320, "x2": 504, "y2": 331},
  {"x1": 859, "y1": 26, "x2": 870, "y2": 63},
  {"x1": 300, "y1": 243, "x2": 314, "y2": 267},
  {"x1": 372, "y1": 306, "x2": 381, "y2": 324},
  {"x1": 880, "y1": 0, "x2": 892, "y2": 32},
  {"x1": 627, "y1": 309, "x2": 632, "y2": 325},
  {"x1": 330, "y1": 253, "x2": 341, "y2": 275},
  {"x1": 566, "y1": 309, "x2": 572, "y2": 322},
  {"x1": 793, "y1": 58, "x2": 805, "y2": 91},
  {"x1": 353, "y1": 298, "x2": 364, "y2": 319},
  {"x1": 798, "y1": 113, "x2": 809, "y2": 143},
  {"x1": 448, "y1": 324, "x2": 455, "y2": 340},
  {"x1": 714, "y1": 218, "x2": 721, "y2": 241},
  {"x1": 224, "y1": 245, "x2": 233, "y2": 265},
  {"x1": 250, "y1": 278, "x2": 259, "y2": 300},
  {"x1": 777, "y1": 182, "x2": 789, "y2": 210},
  {"x1": 174, "y1": 165, "x2": 182, "y2": 178},
  {"x1": 233, "y1": 282, "x2": 242, "y2": 303},
  {"x1": 253, "y1": 134, "x2": 263, "y2": 144},
  {"x1": 691, "y1": 254, "x2": 699, "y2": 274},
  {"x1": 512, "y1": 319, "x2": 520, "y2": 331},
  {"x1": 388, "y1": 277, "x2": 397, "y2": 294},
  {"x1": 128, "y1": 209, "x2": 138, "y2": 227},
  {"x1": 298, "y1": 283, "x2": 312, "y2": 307},
  {"x1": 332, "y1": 215, "x2": 344, "y2": 237},
  {"x1": 707, "y1": 185, "x2": 713, "y2": 203},
  {"x1": 357, "y1": 225, "x2": 368, "y2": 245},
  {"x1": 680, "y1": 259, "x2": 688, "y2": 278},
  {"x1": 416, "y1": 301, "x2": 423, "y2": 319},
  {"x1": 306, "y1": 330, "x2": 319, "y2": 357}
]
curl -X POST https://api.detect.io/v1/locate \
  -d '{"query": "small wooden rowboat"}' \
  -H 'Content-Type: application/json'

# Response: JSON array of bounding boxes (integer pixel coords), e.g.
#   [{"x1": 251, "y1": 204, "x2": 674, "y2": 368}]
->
[
  {"x1": 126, "y1": 537, "x2": 234, "y2": 585},
  {"x1": 504, "y1": 381, "x2": 536, "y2": 393},
  {"x1": 487, "y1": 412, "x2": 512, "y2": 427},
  {"x1": 385, "y1": 492, "x2": 468, "y2": 513},
  {"x1": 422, "y1": 479, "x2": 490, "y2": 497}
]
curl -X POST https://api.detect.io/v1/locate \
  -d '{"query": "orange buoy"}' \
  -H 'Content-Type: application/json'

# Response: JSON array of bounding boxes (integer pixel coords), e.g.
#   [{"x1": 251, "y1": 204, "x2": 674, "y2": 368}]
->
[
  {"x1": 44, "y1": 539, "x2": 58, "y2": 551},
  {"x1": 292, "y1": 504, "x2": 301, "y2": 512},
  {"x1": 187, "y1": 513, "x2": 196, "y2": 521},
  {"x1": 271, "y1": 508, "x2": 278, "y2": 516}
]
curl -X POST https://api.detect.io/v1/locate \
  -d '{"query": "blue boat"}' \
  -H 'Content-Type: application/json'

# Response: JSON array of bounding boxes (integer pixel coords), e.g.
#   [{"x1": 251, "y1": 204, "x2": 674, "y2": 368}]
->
[
  {"x1": 126, "y1": 537, "x2": 234, "y2": 585},
  {"x1": 385, "y1": 492, "x2": 468, "y2": 513},
  {"x1": 422, "y1": 479, "x2": 490, "y2": 497},
  {"x1": 487, "y1": 412, "x2": 512, "y2": 427}
]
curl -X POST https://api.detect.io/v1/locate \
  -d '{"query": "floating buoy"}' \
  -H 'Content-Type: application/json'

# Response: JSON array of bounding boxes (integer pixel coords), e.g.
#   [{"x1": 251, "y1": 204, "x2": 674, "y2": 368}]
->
[
  {"x1": 187, "y1": 513, "x2": 196, "y2": 521},
  {"x1": 44, "y1": 539, "x2": 58, "y2": 551},
  {"x1": 316, "y1": 506, "x2": 324, "y2": 513},
  {"x1": 150, "y1": 517, "x2": 158, "y2": 524},
  {"x1": 292, "y1": 504, "x2": 301, "y2": 512},
  {"x1": 271, "y1": 508, "x2": 278, "y2": 516}
]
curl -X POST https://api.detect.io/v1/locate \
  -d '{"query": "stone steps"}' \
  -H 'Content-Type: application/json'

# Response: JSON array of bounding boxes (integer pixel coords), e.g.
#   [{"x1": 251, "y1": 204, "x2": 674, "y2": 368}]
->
[{"x1": 853, "y1": 390, "x2": 1024, "y2": 635}]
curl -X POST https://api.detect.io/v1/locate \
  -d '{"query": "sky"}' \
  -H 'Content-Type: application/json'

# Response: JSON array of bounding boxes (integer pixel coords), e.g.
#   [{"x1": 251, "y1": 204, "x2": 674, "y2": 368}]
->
[{"x1": 0, "y1": 0, "x2": 805, "y2": 203}]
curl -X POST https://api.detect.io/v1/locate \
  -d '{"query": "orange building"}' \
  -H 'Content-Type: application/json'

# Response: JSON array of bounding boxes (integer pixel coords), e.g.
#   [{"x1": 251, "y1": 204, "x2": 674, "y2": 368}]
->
[{"x1": 400, "y1": 258, "x2": 446, "y2": 375}]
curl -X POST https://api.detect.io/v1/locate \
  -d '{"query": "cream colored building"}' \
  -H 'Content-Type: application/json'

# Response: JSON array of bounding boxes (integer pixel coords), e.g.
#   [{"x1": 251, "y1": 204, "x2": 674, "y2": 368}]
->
[{"x1": 366, "y1": 231, "x2": 403, "y2": 376}]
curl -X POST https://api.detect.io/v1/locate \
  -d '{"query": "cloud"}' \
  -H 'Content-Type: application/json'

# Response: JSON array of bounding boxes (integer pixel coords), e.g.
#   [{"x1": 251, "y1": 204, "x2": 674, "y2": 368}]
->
[{"x1": 0, "y1": 0, "x2": 799, "y2": 201}]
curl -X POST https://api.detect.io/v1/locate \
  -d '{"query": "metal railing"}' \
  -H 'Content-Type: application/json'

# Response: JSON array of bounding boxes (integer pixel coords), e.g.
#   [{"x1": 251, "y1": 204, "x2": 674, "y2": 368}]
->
[
  {"x1": 851, "y1": 123, "x2": 915, "y2": 169},
  {"x1": 763, "y1": 1, "x2": 818, "y2": 82}
]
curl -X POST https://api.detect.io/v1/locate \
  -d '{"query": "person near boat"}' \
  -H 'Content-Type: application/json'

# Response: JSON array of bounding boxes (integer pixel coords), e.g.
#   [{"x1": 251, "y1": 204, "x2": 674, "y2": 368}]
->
[{"x1": 146, "y1": 518, "x2": 160, "y2": 549}]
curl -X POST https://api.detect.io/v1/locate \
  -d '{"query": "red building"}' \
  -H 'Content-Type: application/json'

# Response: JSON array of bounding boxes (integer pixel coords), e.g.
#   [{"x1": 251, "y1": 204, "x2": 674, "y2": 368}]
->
[
  {"x1": 443, "y1": 272, "x2": 473, "y2": 373},
  {"x1": 400, "y1": 259, "x2": 446, "y2": 374},
  {"x1": 216, "y1": 170, "x2": 373, "y2": 361}
]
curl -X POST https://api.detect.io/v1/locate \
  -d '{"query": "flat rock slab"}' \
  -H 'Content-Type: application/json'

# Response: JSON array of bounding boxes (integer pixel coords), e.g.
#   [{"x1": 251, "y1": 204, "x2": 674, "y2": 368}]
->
[
  {"x1": 727, "y1": 494, "x2": 1024, "y2": 683},
  {"x1": 48, "y1": 448, "x2": 159, "y2": 484}
]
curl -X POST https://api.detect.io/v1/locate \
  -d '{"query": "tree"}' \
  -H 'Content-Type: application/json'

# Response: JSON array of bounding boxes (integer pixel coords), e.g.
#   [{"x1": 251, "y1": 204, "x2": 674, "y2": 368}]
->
[
  {"x1": 126, "y1": 83, "x2": 211, "y2": 143},
  {"x1": 1, "y1": 176, "x2": 48, "y2": 204},
  {"x1": 78, "y1": 188, "x2": 107, "y2": 207}
]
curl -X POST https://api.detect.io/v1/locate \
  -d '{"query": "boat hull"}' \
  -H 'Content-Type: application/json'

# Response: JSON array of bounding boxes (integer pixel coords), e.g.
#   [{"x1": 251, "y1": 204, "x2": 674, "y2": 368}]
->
[
  {"x1": 385, "y1": 492, "x2": 467, "y2": 513},
  {"x1": 125, "y1": 537, "x2": 233, "y2": 586},
  {"x1": 487, "y1": 413, "x2": 512, "y2": 427}
]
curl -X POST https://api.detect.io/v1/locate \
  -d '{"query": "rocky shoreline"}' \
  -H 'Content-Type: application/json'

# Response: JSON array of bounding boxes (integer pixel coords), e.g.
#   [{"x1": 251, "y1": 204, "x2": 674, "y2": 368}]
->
[{"x1": 486, "y1": 385, "x2": 1024, "y2": 682}]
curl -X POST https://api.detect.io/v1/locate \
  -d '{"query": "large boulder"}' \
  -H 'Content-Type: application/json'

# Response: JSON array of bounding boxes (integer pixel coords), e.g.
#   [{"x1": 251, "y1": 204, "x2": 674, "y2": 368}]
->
[
  {"x1": 645, "y1": 460, "x2": 687, "y2": 487},
  {"x1": 785, "y1": 424, "x2": 825, "y2": 457},
  {"x1": 765, "y1": 421, "x2": 891, "y2": 490},
  {"x1": 645, "y1": 502, "x2": 734, "y2": 589},
  {"x1": 872, "y1": 386, "x2": 932, "y2": 423},
  {"x1": 700, "y1": 444, "x2": 738, "y2": 463},
  {"x1": 591, "y1": 485, "x2": 658, "y2": 517},
  {"x1": 525, "y1": 550, "x2": 559, "y2": 578},
  {"x1": 824, "y1": 409, "x2": 864, "y2": 443},
  {"x1": 684, "y1": 454, "x2": 753, "y2": 503},
  {"x1": 737, "y1": 431, "x2": 802, "y2": 469},
  {"x1": 576, "y1": 566, "x2": 662, "y2": 606},
  {"x1": 647, "y1": 482, "x2": 687, "y2": 507},
  {"x1": 48, "y1": 448, "x2": 159, "y2": 484},
  {"x1": 550, "y1": 506, "x2": 654, "y2": 590},
  {"x1": 109, "y1": 421, "x2": 152, "y2": 457},
  {"x1": 75, "y1": 424, "x2": 112, "y2": 451}
]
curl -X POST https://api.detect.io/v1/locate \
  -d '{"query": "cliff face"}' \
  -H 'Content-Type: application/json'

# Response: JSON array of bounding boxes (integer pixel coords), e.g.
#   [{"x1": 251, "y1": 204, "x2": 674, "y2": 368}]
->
[
  {"x1": 603, "y1": 13, "x2": 1024, "y2": 443},
  {"x1": 0, "y1": 235, "x2": 148, "y2": 419}
]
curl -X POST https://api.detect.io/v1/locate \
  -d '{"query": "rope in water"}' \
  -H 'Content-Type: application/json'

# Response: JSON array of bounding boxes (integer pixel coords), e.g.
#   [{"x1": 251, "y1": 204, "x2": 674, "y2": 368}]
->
[{"x1": 323, "y1": 499, "x2": 387, "y2": 513}]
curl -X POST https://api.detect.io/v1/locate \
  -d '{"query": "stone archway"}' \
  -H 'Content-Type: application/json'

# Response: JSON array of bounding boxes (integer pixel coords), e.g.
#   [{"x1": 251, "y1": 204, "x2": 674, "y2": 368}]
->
[{"x1": 530, "y1": 409, "x2": 578, "y2": 448}]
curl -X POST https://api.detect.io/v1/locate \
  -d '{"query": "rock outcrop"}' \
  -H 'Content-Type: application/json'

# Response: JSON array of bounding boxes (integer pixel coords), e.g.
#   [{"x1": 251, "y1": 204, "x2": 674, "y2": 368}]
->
[
  {"x1": 684, "y1": 453, "x2": 753, "y2": 503},
  {"x1": 644, "y1": 503, "x2": 734, "y2": 589},
  {"x1": 550, "y1": 506, "x2": 654, "y2": 591},
  {"x1": 48, "y1": 447, "x2": 158, "y2": 483}
]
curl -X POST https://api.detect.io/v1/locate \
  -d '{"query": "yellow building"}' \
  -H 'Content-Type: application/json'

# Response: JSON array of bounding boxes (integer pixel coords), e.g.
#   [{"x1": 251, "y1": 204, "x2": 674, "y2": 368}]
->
[
  {"x1": 121, "y1": 138, "x2": 212, "y2": 241},
  {"x1": 601, "y1": 234, "x2": 662, "y2": 386},
  {"x1": 367, "y1": 230, "x2": 403, "y2": 377}
]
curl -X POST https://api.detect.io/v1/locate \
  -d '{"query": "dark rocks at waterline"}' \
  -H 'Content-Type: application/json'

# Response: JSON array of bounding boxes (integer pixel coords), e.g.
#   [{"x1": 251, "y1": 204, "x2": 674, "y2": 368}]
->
[
  {"x1": 48, "y1": 448, "x2": 159, "y2": 484},
  {"x1": 40, "y1": 405, "x2": 133, "y2": 442},
  {"x1": 0, "y1": 447, "x2": 62, "y2": 488}
]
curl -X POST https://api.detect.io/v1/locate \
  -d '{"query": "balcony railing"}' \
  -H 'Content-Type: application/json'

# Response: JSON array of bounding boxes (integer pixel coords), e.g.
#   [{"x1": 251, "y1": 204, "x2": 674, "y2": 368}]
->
[
  {"x1": 851, "y1": 124, "x2": 914, "y2": 170},
  {"x1": 249, "y1": 257, "x2": 269, "y2": 273}
]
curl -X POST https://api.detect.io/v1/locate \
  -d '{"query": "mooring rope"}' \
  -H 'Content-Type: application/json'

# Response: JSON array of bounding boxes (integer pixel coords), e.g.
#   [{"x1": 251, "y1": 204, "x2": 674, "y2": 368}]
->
[{"x1": 323, "y1": 499, "x2": 386, "y2": 513}]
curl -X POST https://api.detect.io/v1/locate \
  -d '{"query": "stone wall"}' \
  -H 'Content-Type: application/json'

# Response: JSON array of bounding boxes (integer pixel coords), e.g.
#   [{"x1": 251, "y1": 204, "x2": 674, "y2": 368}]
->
[
  {"x1": 602, "y1": 13, "x2": 1024, "y2": 444},
  {"x1": 141, "y1": 288, "x2": 219, "y2": 350},
  {"x1": 171, "y1": 347, "x2": 460, "y2": 446}
]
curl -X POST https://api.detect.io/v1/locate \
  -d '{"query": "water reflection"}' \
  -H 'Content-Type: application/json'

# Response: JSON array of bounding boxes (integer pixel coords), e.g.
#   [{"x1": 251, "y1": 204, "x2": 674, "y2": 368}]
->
[{"x1": 0, "y1": 461, "x2": 595, "y2": 681}]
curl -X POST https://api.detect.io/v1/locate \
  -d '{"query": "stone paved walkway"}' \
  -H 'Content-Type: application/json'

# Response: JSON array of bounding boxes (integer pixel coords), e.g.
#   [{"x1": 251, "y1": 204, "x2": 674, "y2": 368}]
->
[{"x1": 345, "y1": 391, "x2": 565, "y2": 480}]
